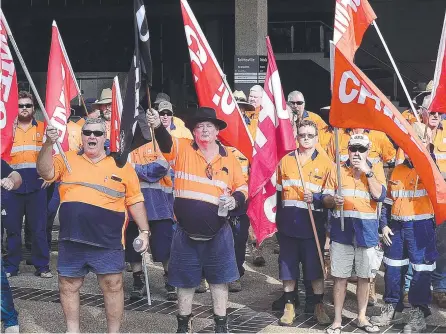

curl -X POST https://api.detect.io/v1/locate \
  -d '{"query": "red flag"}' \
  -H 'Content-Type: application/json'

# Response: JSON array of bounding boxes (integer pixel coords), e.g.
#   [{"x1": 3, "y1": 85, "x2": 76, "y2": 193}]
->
[
  {"x1": 0, "y1": 13, "x2": 19, "y2": 162},
  {"x1": 110, "y1": 76, "x2": 123, "y2": 153},
  {"x1": 180, "y1": 0, "x2": 253, "y2": 160},
  {"x1": 333, "y1": 0, "x2": 376, "y2": 60},
  {"x1": 330, "y1": 45, "x2": 446, "y2": 225},
  {"x1": 247, "y1": 37, "x2": 297, "y2": 245},
  {"x1": 429, "y1": 13, "x2": 446, "y2": 113},
  {"x1": 45, "y1": 21, "x2": 77, "y2": 152}
]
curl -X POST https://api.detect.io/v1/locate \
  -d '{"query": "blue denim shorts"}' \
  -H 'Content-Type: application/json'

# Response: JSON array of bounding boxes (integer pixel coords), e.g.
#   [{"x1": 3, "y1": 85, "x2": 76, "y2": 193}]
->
[
  {"x1": 168, "y1": 223, "x2": 239, "y2": 288},
  {"x1": 58, "y1": 241, "x2": 125, "y2": 277}
]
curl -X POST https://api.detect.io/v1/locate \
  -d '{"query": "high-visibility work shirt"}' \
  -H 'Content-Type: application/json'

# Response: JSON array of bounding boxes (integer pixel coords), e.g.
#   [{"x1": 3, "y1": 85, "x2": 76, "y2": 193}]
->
[
  {"x1": 131, "y1": 141, "x2": 174, "y2": 221},
  {"x1": 10, "y1": 119, "x2": 44, "y2": 193},
  {"x1": 401, "y1": 109, "x2": 418, "y2": 125},
  {"x1": 431, "y1": 123, "x2": 446, "y2": 177},
  {"x1": 44, "y1": 151, "x2": 144, "y2": 249},
  {"x1": 277, "y1": 149, "x2": 334, "y2": 238},
  {"x1": 318, "y1": 127, "x2": 334, "y2": 154},
  {"x1": 324, "y1": 159, "x2": 386, "y2": 247},
  {"x1": 170, "y1": 119, "x2": 193, "y2": 139},
  {"x1": 244, "y1": 108, "x2": 260, "y2": 139},
  {"x1": 162, "y1": 138, "x2": 248, "y2": 239},
  {"x1": 302, "y1": 110, "x2": 328, "y2": 134}
]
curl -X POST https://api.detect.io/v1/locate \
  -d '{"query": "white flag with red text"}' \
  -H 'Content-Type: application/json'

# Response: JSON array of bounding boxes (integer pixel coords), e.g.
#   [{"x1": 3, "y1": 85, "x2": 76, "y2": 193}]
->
[
  {"x1": 110, "y1": 76, "x2": 123, "y2": 153},
  {"x1": 429, "y1": 13, "x2": 446, "y2": 114},
  {"x1": 247, "y1": 37, "x2": 296, "y2": 245},
  {"x1": 45, "y1": 21, "x2": 78, "y2": 152},
  {"x1": 0, "y1": 12, "x2": 19, "y2": 162}
]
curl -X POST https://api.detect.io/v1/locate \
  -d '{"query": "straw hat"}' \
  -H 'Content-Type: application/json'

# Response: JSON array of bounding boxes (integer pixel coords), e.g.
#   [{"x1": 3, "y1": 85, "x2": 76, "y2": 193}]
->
[
  {"x1": 233, "y1": 90, "x2": 255, "y2": 111},
  {"x1": 92, "y1": 88, "x2": 112, "y2": 107}
]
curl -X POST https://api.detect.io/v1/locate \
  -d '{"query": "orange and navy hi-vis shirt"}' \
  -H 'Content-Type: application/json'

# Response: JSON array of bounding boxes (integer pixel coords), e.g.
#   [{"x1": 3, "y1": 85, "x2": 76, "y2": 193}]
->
[
  {"x1": 318, "y1": 127, "x2": 334, "y2": 154},
  {"x1": 44, "y1": 151, "x2": 144, "y2": 249},
  {"x1": 162, "y1": 137, "x2": 248, "y2": 239},
  {"x1": 382, "y1": 161, "x2": 433, "y2": 225},
  {"x1": 10, "y1": 119, "x2": 45, "y2": 193},
  {"x1": 131, "y1": 141, "x2": 174, "y2": 221},
  {"x1": 431, "y1": 122, "x2": 446, "y2": 177},
  {"x1": 323, "y1": 159, "x2": 386, "y2": 247},
  {"x1": 277, "y1": 149, "x2": 334, "y2": 238},
  {"x1": 302, "y1": 110, "x2": 328, "y2": 134},
  {"x1": 244, "y1": 108, "x2": 260, "y2": 139},
  {"x1": 229, "y1": 148, "x2": 249, "y2": 182},
  {"x1": 171, "y1": 117, "x2": 193, "y2": 139}
]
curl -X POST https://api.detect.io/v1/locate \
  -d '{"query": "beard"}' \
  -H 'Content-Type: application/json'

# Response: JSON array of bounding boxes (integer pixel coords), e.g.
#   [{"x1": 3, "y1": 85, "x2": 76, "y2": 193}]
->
[{"x1": 18, "y1": 113, "x2": 33, "y2": 122}]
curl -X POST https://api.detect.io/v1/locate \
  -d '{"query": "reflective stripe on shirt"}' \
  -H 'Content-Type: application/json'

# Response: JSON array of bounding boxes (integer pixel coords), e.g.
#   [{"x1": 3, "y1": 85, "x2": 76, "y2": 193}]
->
[
  {"x1": 341, "y1": 189, "x2": 371, "y2": 200},
  {"x1": 333, "y1": 210, "x2": 377, "y2": 220},
  {"x1": 10, "y1": 145, "x2": 42, "y2": 154},
  {"x1": 174, "y1": 189, "x2": 219, "y2": 205},
  {"x1": 175, "y1": 171, "x2": 228, "y2": 190},
  {"x1": 10, "y1": 162, "x2": 37, "y2": 169},
  {"x1": 391, "y1": 213, "x2": 434, "y2": 221},
  {"x1": 412, "y1": 262, "x2": 436, "y2": 272},
  {"x1": 60, "y1": 181, "x2": 125, "y2": 198},
  {"x1": 391, "y1": 189, "x2": 428, "y2": 198},
  {"x1": 282, "y1": 199, "x2": 322, "y2": 211},
  {"x1": 281, "y1": 179, "x2": 322, "y2": 193},
  {"x1": 383, "y1": 257, "x2": 409, "y2": 267},
  {"x1": 140, "y1": 181, "x2": 173, "y2": 194}
]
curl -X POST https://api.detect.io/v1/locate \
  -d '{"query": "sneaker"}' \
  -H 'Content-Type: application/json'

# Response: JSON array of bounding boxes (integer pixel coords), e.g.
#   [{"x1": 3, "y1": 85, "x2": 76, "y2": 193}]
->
[
  {"x1": 4, "y1": 325, "x2": 20, "y2": 333},
  {"x1": 252, "y1": 246, "x2": 266, "y2": 267},
  {"x1": 228, "y1": 279, "x2": 242, "y2": 293},
  {"x1": 214, "y1": 315, "x2": 229, "y2": 333},
  {"x1": 272, "y1": 292, "x2": 300, "y2": 310},
  {"x1": 403, "y1": 307, "x2": 426, "y2": 333},
  {"x1": 195, "y1": 278, "x2": 208, "y2": 293},
  {"x1": 176, "y1": 314, "x2": 192, "y2": 333},
  {"x1": 5, "y1": 271, "x2": 18, "y2": 278},
  {"x1": 315, "y1": 303, "x2": 331, "y2": 325},
  {"x1": 163, "y1": 274, "x2": 177, "y2": 301},
  {"x1": 304, "y1": 300, "x2": 315, "y2": 314},
  {"x1": 368, "y1": 279, "x2": 377, "y2": 306},
  {"x1": 130, "y1": 272, "x2": 146, "y2": 301},
  {"x1": 279, "y1": 303, "x2": 296, "y2": 326},
  {"x1": 35, "y1": 270, "x2": 53, "y2": 278},
  {"x1": 433, "y1": 291, "x2": 446, "y2": 309},
  {"x1": 371, "y1": 303, "x2": 403, "y2": 326}
]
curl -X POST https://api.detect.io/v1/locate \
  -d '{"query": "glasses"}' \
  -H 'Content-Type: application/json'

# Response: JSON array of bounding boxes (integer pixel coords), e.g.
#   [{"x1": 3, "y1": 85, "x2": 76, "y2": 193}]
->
[
  {"x1": 205, "y1": 163, "x2": 213, "y2": 180},
  {"x1": 159, "y1": 111, "x2": 173, "y2": 117},
  {"x1": 18, "y1": 103, "x2": 33, "y2": 109},
  {"x1": 82, "y1": 130, "x2": 105, "y2": 137},
  {"x1": 298, "y1": 133, "x2": 316, "y2": 139},
  {"x1": 289, "y1": 101, "x2": 304, "y2": 106},
  {"x1": 348, "y1": 146, "x2": 368, "y2": 153}
]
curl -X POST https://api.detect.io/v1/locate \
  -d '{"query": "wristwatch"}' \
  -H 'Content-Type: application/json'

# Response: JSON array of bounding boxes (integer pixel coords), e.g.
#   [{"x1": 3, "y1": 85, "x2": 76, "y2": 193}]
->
[
  {"x1": 366, "y1": 171, "x2": 374, "y2": 178},
  {"x1": 140, "y1": 230, "x2": 151, "y2": 237}
]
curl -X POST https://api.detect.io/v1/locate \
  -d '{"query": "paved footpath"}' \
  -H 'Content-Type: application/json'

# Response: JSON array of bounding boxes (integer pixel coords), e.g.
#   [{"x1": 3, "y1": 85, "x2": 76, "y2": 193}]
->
[{"x1": 8, "y1": 237, "x2": 446, "y2": 333}]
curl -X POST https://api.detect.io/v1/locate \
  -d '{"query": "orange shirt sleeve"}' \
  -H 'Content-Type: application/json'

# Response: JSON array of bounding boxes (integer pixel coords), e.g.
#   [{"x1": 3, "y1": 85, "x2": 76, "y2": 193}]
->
[
  {"x1": 44, "y1": 153, "x2": 68, "y2": 183},
  {"x1": 122, "y1": 162, "x2": 145, "y2": 206}
]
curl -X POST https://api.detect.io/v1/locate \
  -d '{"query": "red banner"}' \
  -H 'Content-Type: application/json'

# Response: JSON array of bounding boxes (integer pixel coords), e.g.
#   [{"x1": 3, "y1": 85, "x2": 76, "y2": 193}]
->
[
  {"x1": 330, "y1": 45, "x2": 446, "y2": 225},
  {"x1": 0, "y1": 14, "x2": 19, "y2": 162},
  {"x1": 110, "y1": 76, "x2": 123, "y2": 153},
  {"x1": 333, "y1": 0, "x2": 376, "y2": 60},
  {"x1": 180, "y1": 0, "x2": 253, "y2": 160},
  {"x1": 429, "y1": 13, "x2": 446, "y2": 113},
  {"x1": 247, "y1": 37, "x2": 297, "y2": 245},
  {"x1": 45, "y1": 21, "x2": 77, "y2": 152}
]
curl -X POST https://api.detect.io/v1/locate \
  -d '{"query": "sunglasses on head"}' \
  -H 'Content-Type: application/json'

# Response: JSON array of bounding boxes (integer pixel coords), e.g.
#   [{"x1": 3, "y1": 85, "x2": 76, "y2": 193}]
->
[
  {"x1": 18, "y1": 103, "x2": 33, "y2": 109},
  {"x1": 298, "y1": 133, "x2": 316, "y2": 139},
  {"x1": 82, "y1": 130, "x2": 104, "y2": 137},
  {"x1": 159, "y1": 111, "x2": 173, "y2": 117},
  {"x1": 289, "y1": 101, "x2": 304, "y2": 106},
  {"x1": 348, "y1": 145, "x2": 368, "y2": 153}
]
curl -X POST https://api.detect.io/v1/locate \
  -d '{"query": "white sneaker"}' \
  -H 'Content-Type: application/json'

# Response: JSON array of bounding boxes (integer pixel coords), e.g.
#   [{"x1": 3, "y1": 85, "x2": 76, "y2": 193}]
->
[{"x1": 5, "y1": 325, "x2": 20, "y2": 333}]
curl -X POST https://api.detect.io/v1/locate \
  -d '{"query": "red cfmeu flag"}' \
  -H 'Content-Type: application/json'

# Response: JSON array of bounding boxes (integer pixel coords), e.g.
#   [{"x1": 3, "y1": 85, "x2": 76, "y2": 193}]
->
[
  {"x1": 180, "y1": 0, "x2": 253, "y2": 160},
  {"x1": 45, "y1": 21, "x2": 77, "y2": 152},
  {"x1": 333, "y1": 0, "x2": 376, "y2": 60},
  {"x1": 110, "y1": 76, "x2": 123, "y2": 153},
  {"x1": 247, "y1": 37, "x2": 297, "y2": 245},
  {"x1": 429, "y1": 13, "x2": 446, "y2": 114},
  {"x1": 0, "y1": 13, "x2": 19, "y2": 162},
  {"x1": 330, "y1": 44, "x2": 446, "y2": 225}
]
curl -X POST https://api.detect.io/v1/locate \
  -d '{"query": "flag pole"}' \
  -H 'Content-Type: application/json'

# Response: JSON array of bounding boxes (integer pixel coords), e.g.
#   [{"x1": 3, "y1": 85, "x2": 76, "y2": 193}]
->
[
  {"x1": 372, "y1": 21, "x2": 421, "y2": 123},
  {"x1": 334, "y1": 128, "x2": 345, "y2": 231},
  {"x1": 146, "y1": 84, "x2": 157, "y2": 152},
  {"x1": 294, "y1": 150, "x2": 326, "y2": 278},
  {"x1": 2, "y1": 13, "x2": 71, "y2": 173}
]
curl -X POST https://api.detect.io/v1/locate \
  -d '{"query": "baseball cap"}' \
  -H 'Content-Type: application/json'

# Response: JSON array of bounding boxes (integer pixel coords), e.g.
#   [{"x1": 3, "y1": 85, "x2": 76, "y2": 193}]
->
[
  {"x1": 154, "y1": 92, "x2": 170, "y2": 105},
  {"x1": 348, "y1": 134, "x2": 370, "y2": 148},
  {"x1": 158, "y1": 101, "x2": 173, "y2": 113}
]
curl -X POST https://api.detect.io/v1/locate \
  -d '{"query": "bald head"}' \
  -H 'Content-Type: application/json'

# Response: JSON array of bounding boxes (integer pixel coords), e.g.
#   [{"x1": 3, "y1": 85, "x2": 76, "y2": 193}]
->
[
  {"x1": 287, "y1": 90, "x2": 306, "y2": 117},
  {"x1": 248, "y1": 85, "x2": 263, "y2": 108}
]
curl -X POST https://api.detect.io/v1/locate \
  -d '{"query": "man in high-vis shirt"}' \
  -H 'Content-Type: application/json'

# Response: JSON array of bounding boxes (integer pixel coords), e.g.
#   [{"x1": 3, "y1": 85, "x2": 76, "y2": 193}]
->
[
  {"x1": 276, "y1": 120, "x2": 333, "y2": 326},
  {"x1": 324, "y1": 134, "x2": 386, "y2": 334},
  {"x1": 147, "y1": 107, "x2": 247, "y2": 333},
  {"x1": 37, "y1": 118, "x2": 150, "y2": 333},
  {"x1": 3, "y1": 91, "x2": 51, "y2": 278},
  {"x1": 371, "y1": 123, "x2": 437, "y2": 333},
  {"x1": 287, "y1": 91, "x2": 327, "y2": 133}
]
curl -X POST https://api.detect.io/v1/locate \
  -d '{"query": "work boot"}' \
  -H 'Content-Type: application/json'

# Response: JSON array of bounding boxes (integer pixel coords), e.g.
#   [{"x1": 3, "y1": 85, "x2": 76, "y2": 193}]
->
[
  {"x1": 214, "y1": 315, "x2": 229, "y2": 333},
  {"x1": 315, "y1": 303, "x2": 331, "y2": 325},
  {"x1": 163, "y1": 274, "x2": 177, "y2": 301},
  {"x1": 272, "y1": 291, "x2": 300, "y2": 310},
  {"x1": 368, "y1": 279, "x2": 377, "y2": 306},
  {"x1": 433, "y1": 291, "x2": 446, "y2": 309},
  {"x1": 304, "y1": 299, "x2": 315, "y2": 314},
  {"x1": 176, "y1": 314, "x2": 192, "y2": 333},
  {"x1": 228, "y1": 279, "x2": 242, "y2": 292},
  {"x1": 403, "y1": 307, "x2": 426, "y2": 333},
  {"x1": 370, "y1": 303, "x2": 403, "y2": 326},
  {"x1": 252, "y1": 244, "x2": 266, "y2": 267},
  {"x1": 130, "y1": 271, "x2": 146, "y2": 300},
  {"x1": 195, "y1": 278, "x2": 208, "y2": 293},
  {"x1": 279, "y1": 303, "x2": 296, "y2": 326}
]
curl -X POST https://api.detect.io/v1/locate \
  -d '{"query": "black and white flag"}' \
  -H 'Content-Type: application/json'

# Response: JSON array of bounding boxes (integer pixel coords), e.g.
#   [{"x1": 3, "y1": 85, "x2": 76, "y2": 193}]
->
[{"x1": 113, "y1": 0, "x2": 153, "y2": 167}]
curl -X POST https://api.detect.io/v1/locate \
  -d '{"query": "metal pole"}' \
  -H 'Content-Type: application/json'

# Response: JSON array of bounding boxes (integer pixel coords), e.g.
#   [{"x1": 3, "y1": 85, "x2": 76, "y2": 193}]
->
[
  {"x1": 334, "y1": 128, "x2": 344, "y2": 231},
  {"x1": 141, "y1": 251, "x2": 152, "y2": 306}
]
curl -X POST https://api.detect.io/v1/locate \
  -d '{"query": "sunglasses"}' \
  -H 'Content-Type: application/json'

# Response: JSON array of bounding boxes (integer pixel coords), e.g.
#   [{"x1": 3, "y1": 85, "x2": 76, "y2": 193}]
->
[
  {"x1": 348, "y1": 146, "x2": 368, "y2": 153},
  {"x1": 82, "y1": 130, "x2": 104, "y2": 137},
  {"x1": 18, "y1": 103, "x2": 33, "y2": 109},
  {"x1": 159, "y1": 111, "x2": 173, "y2": 117},
  {"x1": 205, "y1": 163, "x2": 213, "y2": 180},
  {"x1": 298, "y1": 133, "x2": 316, "y2": 139},
  {"x1": 289, "y1": 101, "x2": 304, "y2": 106}
]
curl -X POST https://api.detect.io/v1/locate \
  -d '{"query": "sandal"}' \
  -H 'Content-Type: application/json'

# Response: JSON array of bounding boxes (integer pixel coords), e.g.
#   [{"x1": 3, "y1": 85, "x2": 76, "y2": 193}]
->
[
  {"x1": 326, "y1": 326, "x2": 342, "y2": 334},
  {"x1": 355, "y1": 320, "x2": 379, "y2": 333}
]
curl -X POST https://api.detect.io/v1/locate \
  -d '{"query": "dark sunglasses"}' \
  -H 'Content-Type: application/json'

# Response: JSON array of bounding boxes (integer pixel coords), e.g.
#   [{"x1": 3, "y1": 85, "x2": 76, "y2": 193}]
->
[
  {"x1": 205, "y1": 163, "x2": 213, "y2": 180},
  {"x1": 82, "y1": 130, "x2": 104, "y2": 137},
  {"x1": 298, "y1": 133, "x2": 316, "y2": 139},
  {"x1": 159, "y1": 111, "x2": 173, "y2": 117},
  {"x1": 18, "y1": 103, "x2": 33, "y2": 109},
  {"x1": 289, "y1": 101, "x2": 304, "y2": 106},
  {"x1": 348, "y1": 146, "x2": 368, "y2": 153}
]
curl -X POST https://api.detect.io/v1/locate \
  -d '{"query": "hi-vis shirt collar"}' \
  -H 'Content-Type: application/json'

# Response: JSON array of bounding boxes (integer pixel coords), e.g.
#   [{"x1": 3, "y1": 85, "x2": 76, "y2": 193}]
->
[
  {"x1": 192, "y1": 140, "x2": 228, "y2": 157},
  {"x1": 290, "y1": 149, "x2": 319, "y2": 161}
]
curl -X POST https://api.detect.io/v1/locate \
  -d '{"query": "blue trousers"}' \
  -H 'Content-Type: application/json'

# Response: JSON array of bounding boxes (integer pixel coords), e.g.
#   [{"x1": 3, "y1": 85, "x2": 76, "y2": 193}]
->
[
  {"x1": 3, "y1": 189, "x2": 49, "y2": 273},
  {"x1": 1, "y1": 260, "x2": 18, "y2": 328},
  {"x1": 432, "y1": 222, "x2": 446, "y2": 293},
  {"x1": 383, "y1": 220, "x2": 437, "y2": 314},
  {"x1": 230, "y1": 214, "x2": 250, "y2": 277}
]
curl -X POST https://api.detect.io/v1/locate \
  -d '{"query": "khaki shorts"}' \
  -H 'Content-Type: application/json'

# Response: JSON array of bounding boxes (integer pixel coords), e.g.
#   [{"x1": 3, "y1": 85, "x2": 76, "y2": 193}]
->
[{"x1": 330, "y1": 241, "x2": 381, "y2": 279}]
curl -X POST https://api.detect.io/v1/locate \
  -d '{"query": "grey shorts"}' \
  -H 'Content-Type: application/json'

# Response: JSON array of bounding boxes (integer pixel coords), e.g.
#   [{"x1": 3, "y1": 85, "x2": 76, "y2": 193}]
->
[{"x1": 330, "y1": 241, "x2": 381, "y2": 279}]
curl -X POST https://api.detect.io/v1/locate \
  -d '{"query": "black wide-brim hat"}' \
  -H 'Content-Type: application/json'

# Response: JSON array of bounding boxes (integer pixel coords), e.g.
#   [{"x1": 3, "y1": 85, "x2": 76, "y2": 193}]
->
[{"x1": 185, "y1": 107, "x2": 227, "y2": 131}]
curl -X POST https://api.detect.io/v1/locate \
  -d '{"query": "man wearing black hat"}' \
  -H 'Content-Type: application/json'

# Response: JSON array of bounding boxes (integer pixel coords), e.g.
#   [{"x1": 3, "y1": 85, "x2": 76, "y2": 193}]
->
[{"x1": 147, "y1": 106, "x2": 248, "y2": 333}]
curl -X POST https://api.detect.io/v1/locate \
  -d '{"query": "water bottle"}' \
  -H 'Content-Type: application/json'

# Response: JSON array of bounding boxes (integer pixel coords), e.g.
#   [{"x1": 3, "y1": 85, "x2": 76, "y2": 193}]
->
[
  {"x1": 133, "y1": 238, "x2": 144, "y2": 252},
  {"x1": 218, "y1": 195, "x2": 229, "y2": 217}
]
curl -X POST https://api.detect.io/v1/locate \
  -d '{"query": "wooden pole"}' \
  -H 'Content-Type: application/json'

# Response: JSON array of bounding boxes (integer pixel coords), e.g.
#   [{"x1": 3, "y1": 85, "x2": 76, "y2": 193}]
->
[
  {"x1": 294, "y1": 149, "x2": 326, "y2": 279},
  {"x1": 334, "y1": 128, "x2": 344, "y2": 231}
]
